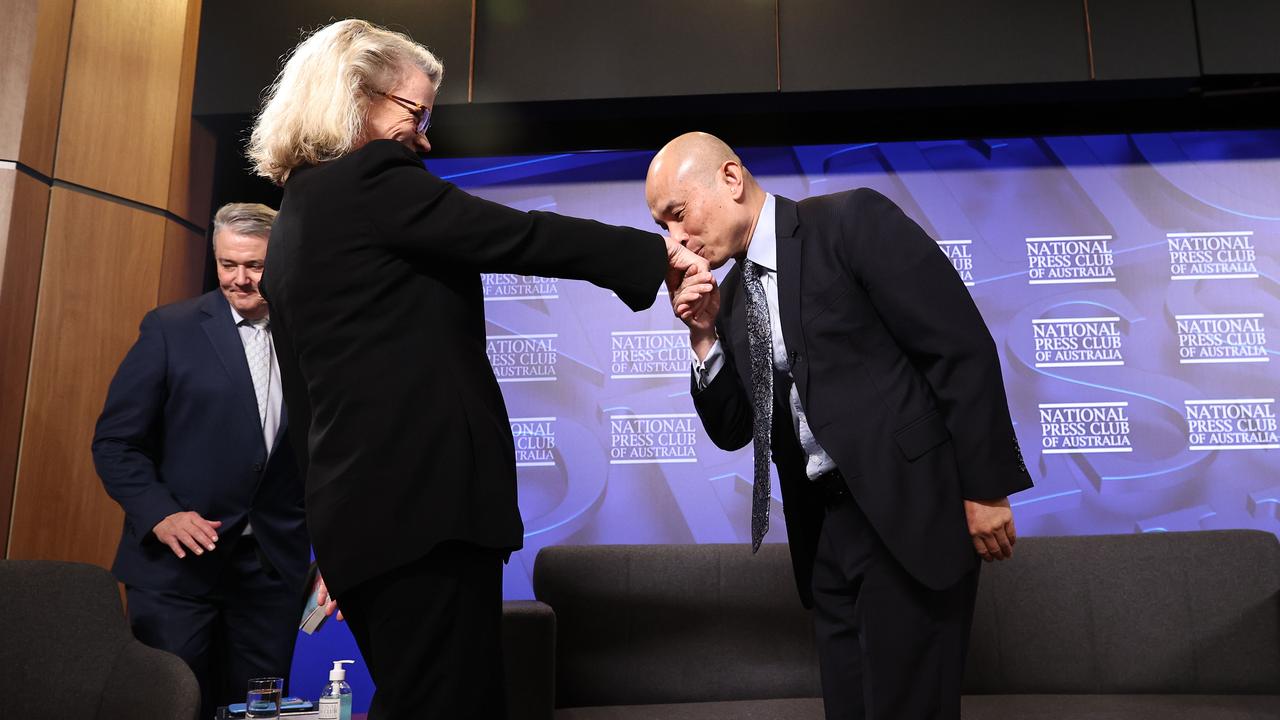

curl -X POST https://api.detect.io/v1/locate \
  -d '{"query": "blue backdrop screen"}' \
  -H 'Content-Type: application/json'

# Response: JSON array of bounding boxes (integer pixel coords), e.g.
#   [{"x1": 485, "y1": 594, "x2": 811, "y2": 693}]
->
[{"x1": 291, "y1": 130, "x2": 1280, "y2": 708}]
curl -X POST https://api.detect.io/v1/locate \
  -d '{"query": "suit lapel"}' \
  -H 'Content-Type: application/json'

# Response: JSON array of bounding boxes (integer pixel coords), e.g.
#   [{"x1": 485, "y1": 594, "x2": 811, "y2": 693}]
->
[
  {"x1": 199, "y1": 291, "x2": 266, "y2": 449},
  {"x1": 774, "y1": 196, "x2": 809, "y2": 403}
]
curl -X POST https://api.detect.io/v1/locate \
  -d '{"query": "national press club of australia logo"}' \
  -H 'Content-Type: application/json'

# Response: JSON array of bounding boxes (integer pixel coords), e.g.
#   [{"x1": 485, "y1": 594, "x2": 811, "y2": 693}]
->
[
  {"x1": 1031, "y1": 316, "x2": 1124, "y2": 368},
  {"x1": 486, "y1": 333, "x2": 559, "y2": 382},
  {"x1": 1025, "y1": 234, "x2": 1115, "y2": 285},
  {"x1": 936, "y1": 240, "x2": 976, "y2": 286},
  {"x1": 1173, "y1": 313, "x2": 1268, "y2": 364},
  {"x1": 609, "y1": 413, "x2": 699, "y2": 465},
  {"x1": 508, "y1": 416, "x2": 557, "y2": 467},
  {"x1": 1037, "y1": 401, "x2": 1132, "y2": 454},
  {"x1": 482, "y1": 273, "x2": 559, "y2": 301},
  {"x1": 1167, "y1": 231, "x2": 1259, "y2": 281},
  {"x1": 1184, "y1": 399, "x2": 1279, "y2": 452},
  {"x1": 609, "y1": 330, "x2": 690, "y2": 380}
]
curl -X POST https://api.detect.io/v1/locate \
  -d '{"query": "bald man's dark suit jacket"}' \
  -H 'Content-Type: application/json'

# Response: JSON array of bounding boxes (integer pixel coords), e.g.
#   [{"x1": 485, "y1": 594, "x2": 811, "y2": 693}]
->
[{"x1": 693, "y1": 189, "x2": 1033, "y2": 605}]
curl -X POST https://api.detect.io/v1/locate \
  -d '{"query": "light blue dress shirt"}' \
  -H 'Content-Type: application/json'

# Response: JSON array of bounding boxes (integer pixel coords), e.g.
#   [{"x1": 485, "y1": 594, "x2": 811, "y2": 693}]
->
[{"x1": 693, "y1": 194, "x2": 837, "y2": 481}]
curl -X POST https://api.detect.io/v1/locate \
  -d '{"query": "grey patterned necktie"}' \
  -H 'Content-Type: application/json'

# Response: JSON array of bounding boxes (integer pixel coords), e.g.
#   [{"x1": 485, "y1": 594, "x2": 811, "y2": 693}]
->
[
  {"x1": 241, "y1": 317, "x2": 271, "y2": 426},
  {"x1": 741, "y1": 258, "x2": 773, "y2": 552}
]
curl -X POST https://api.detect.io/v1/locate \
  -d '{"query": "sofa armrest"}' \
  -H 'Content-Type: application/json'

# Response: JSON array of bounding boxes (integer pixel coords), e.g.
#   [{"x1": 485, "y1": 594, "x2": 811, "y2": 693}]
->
[
  {"x1": 98, "y1": 640, "x2": 200, "y2": 720},
  {"x1": 503, "y1": 599, "x2": 557, "y2": 720}
]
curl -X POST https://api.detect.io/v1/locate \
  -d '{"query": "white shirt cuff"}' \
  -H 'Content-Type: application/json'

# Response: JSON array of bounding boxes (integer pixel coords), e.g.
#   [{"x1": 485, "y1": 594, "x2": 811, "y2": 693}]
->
[{"x1": 691, "y1": 340, "x2": 725, "y2": 391}]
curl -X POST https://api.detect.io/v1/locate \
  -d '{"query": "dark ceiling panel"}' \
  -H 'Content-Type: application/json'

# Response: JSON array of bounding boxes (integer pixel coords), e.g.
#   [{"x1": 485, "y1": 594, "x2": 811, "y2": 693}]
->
[
  {"x1": 473, "y1": 0, "x2": 777, "y2": 103},
  {"x1": 780, "y1": 1, "x2": 1090, "y2": 92},
  {"x1": 194, "y1": 0, "x2": 473, "y2": 116},
  {"x1": 1088, "y1": 0, "x2": 1200, "y2": 80},
  {"x1": 1196, "y1": 0, "x2": 1280, "y2": 75}
]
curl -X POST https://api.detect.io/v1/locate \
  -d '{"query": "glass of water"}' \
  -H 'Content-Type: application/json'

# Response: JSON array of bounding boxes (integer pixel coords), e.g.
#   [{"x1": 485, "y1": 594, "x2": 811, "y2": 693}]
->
[{"x1": 246, "y1": 677, "x2": 283, "y2": 719}]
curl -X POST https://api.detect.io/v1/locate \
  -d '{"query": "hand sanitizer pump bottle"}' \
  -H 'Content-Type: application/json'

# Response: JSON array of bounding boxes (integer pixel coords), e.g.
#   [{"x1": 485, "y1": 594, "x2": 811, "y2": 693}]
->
[{"x1": 318, "y1": 659, "x2": 355, "y2": 720}]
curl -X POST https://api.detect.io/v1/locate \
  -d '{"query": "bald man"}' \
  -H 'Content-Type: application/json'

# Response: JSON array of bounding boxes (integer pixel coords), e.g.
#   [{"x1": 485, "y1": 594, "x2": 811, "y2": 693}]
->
[{"x1": 648, "y1": 133, "x2": 1033, "y2": 720}]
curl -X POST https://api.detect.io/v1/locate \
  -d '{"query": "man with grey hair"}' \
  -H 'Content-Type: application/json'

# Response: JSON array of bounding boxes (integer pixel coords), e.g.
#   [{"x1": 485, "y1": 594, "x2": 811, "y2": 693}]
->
[{"x1": 93, "y1": 202, "x2": 309, "y2": 719}]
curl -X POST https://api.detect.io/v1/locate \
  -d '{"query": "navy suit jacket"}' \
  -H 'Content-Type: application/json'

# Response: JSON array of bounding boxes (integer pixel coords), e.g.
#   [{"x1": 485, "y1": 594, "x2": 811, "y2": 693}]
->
[
  {"x1": 93, "y1": 290, "x2": 308, "y2": 596},
  {"x1": 693, "y1": 191, "x2": 1033, "y2": 605}
]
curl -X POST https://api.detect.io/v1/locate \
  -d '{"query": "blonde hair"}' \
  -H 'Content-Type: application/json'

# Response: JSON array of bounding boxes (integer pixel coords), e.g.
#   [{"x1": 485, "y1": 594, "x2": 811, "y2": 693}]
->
[
  {"x1": 248, "y1": 19, "x2": 444, "y2": 185},
  {"x1": 212, "y1": 202, "x2": 277, "y2": 251}
]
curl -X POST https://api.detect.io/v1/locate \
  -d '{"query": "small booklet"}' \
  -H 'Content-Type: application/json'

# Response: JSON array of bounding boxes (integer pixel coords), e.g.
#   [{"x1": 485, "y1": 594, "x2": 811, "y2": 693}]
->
[
  {"x1": 299, "y1": 563, "x2": 329, "y2": 635},
  {"x1": 226, "y1": 698, "x2": 316, "y2": 717}
]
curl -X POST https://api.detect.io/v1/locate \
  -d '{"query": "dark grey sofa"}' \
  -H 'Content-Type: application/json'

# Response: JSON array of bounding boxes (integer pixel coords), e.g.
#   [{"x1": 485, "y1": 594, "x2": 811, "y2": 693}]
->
[
  {"x1": 0, "y1": 560, "x2": 200, "y2": 720},
  {"x1": 503, "y1": 530, "x2": 1279, "y2": 719}
]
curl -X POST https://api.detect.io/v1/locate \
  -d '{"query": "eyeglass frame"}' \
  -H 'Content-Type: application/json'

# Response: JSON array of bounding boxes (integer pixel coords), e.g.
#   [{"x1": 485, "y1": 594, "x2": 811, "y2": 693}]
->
[{"x1": 381, "y1": 92, "x2": 432, "y2": 135}]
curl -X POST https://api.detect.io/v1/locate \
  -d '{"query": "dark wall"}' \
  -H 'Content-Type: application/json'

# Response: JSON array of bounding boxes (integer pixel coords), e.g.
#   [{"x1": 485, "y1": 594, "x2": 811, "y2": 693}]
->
[
  {"x1": 196, "y1": 0, "x2": 1280, "y2": 117},
  {"x1": 1088, "y1": 0, "x2": 1200, "y2": 80},
  {"x1": 196, "y1": 0, "x2": 1280, "y2": 269},
  {"x1": 193, "y1": 0, "x2": 472, "y2": 114},
  {"x1": 196, "y1": 1, "x2": 1280, "y2": 141},
  {"x1": 1196, "y1": 0, "x2": 1280, "y2": 75},
  {"x1": 780, "y1": 1, "x2": 1089, "y2": 91},
  {"x1": 475, "y1": 0, "x2": 778, "y2": 102}
]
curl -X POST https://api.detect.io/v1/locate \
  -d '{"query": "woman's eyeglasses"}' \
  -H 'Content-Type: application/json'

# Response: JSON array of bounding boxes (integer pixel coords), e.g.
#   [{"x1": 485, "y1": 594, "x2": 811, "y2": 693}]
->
[{"x1": 382, "y1": 92, "x2": 431, "y2": 135}]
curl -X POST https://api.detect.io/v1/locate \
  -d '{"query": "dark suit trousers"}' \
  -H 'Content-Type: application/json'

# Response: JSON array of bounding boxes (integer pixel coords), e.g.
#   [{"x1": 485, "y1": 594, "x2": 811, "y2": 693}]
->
[
  {"x1": 811, "y1": 495, "x2": 979, "y2": 720},
  {"x1": 127, "y1": 535, "x2": 299, "y2": 720},
  {"x1": 340, "y1": 541, "x2": 505, "y2": 720}
]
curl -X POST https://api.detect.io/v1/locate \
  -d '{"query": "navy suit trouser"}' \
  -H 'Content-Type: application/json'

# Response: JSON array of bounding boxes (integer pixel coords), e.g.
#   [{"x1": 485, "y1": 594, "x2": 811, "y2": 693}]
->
[{"x1": 126, "y1": 535, "x2": 299, "y2": 720}]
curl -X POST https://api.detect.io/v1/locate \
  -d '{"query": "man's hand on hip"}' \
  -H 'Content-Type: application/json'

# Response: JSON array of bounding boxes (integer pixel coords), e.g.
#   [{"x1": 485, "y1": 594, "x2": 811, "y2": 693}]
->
[
  {"x1": 964, "y1": 497, "x2": 1016, "y2": 562},
  {"x1": 153, "y1": 511, "x2": 222, "y2": 559}
]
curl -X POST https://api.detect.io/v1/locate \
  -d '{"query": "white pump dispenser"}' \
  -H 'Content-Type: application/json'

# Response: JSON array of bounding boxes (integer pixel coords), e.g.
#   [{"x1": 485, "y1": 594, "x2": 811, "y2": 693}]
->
[{"x1": 318, "y1": 660, "x2": 355, "y2": 720}]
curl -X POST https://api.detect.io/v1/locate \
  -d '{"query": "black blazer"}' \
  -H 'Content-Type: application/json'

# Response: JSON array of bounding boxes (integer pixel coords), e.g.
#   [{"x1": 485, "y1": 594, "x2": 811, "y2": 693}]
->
[
  {"x1": 693, "y1": 190, "x2": 1033, "y2": 604},
  {"x1": 263, "y1": 140, "x2": 667, "y2": 598},
  {"x1": 93, "y1": 290, "x2": 308, "y2": 596}
]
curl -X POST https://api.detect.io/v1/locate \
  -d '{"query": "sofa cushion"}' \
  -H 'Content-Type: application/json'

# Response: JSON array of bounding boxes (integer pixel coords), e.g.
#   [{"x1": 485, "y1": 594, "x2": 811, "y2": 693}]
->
[
  {"x1": 504, "y1": 600, "x2": 557, "y2": 720},
  {"x1": 962, "y1": 694, "x2": 1280, "y2": 719},
  {"x1": 555, "y1": 694, "x2": 1280, "y2": 720},
  {"x1": 555, "y1": 697, "x2": 825, "y2": 720},
  {"x1": 535, "y1": 530, "x2": 1280, "y2": 708},
  {"x1": 964, "y1": 531, "x2": 1280, "y2": 694},
  {"x1": 534, "y1": 543, "x2": 820, "y2": 707}
]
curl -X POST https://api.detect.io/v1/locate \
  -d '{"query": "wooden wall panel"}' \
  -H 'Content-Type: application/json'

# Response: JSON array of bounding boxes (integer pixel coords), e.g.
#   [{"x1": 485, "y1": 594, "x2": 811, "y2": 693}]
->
[
  {"x1": 165, "y1": 2, "x2": 210, "y2": 225},
  {"x1": 19, "y1": 0, "x2": 76, "y2": 175},
  {"x1": 158, "y1": 220, "x2": 206, "y2": 306},
  {"x1": 54, "y1": 0, "x2": 194, "y2": 208},
  {"x1": 8, "y1": 188, "x2": 166, "y2": 566},
  {"x1": 0, "y1": 0, "x2": 75, "y2": 175},
  {"x1": 169, "y1": 118, "x2": 216, "y2": 229},
  {"x1": 0, "y1": 1, "x2": 41, "y2": 163},
  {"x1": 0, "y1": 168, "x2": 51, "y2": 557}
]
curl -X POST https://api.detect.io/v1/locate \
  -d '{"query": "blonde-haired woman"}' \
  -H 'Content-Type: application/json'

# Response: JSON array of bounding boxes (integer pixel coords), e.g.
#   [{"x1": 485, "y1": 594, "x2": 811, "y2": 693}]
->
[{"x1": 251, "y1": 18, "x2": 704, "y2": 720}]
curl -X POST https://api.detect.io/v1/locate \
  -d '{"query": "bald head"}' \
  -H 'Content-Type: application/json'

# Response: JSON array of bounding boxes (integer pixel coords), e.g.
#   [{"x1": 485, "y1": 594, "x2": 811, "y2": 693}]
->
[
  {"x1": 645, "y1": 132, "x2": 764, "y2": 269},
  {"x1": 647, "y1": 132, "x2": 742, "y2": 191}
]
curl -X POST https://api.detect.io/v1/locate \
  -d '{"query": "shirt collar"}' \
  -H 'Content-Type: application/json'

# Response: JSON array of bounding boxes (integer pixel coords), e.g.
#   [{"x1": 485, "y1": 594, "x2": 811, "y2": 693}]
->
[
  {"x1": 228, "y1": 302, "x2": 268, "y2": 328},
  {"x1": 744, "y1": 193, "x2": 777, "y2": 273}
]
